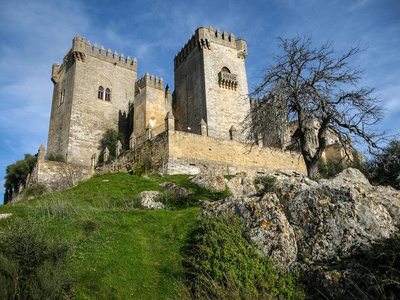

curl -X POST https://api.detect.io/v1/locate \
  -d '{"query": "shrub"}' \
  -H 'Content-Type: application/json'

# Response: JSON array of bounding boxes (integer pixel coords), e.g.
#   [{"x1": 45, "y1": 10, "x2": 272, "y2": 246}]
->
[
  {"x1": 0, "y1": 218, "x2": 74, "y2": 299},
  {"x1": 185, "y1": 215, "x2": 304, "y2": 299},
  {"x1": 156, "y1": 190, "x2": 195, "y2": 209},
  {"x1": 254, "y1": 175, "x2": 277, "y2": 193},
  {"x1": 24, "y1": 184, "x2": 47, "y2": 196},
  {"x1": 318, "y1": 158, "x2": 344, "y2": 179},
  {"x1": 46, "y1": 154, "x2": 65, "y2": 162}
]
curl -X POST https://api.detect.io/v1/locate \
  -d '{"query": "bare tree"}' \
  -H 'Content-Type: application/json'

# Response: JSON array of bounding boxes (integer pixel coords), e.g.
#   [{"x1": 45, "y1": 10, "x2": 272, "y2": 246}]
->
[{"x1": 246, "y1": 36, "x2": 385, "y2": 178}]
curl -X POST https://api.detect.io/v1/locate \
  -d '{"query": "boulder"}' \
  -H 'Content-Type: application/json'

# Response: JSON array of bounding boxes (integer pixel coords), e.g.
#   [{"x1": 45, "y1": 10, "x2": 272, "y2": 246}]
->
[
  {"x1": 139, "y1": 191, "x2": 165, "y2": 209},
  {"x1": 226, "y1": 172, "x2": 257, "y2": 196},
  {"x1": 159, "y1": 182, "x2": 193, "y2": 197},
  {"x1": 201, "y1": 194, "x2": 297, "y2": 267},
  {"x1": 201, "y1": 168, "x2": 398, "y2": 266},
  {"x1": 191, "y1": 170, "x2": 228, "y2": 192}
]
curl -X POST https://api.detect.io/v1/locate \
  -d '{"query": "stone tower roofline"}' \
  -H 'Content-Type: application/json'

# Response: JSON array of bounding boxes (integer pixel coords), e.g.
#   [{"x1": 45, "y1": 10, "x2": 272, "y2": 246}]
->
[
  {"x1": 174, "y1": 26, "x2": 248, "y2": 70},
  {"x1": 135, "y1": 72, "x2": 165, "y2": 93},
  {"x1": 72, "y1": 36, "x2": 137, "y2": 69},
  {"x1": 52, "y1": 36, "x2": 137, "y2": 83}
]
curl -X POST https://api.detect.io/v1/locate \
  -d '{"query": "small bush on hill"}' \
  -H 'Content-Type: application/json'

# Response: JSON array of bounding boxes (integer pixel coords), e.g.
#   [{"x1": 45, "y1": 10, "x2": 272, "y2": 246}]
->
[
  {"x1": 184, "y1": 215, "x2": 304, "y2": 299},
  {"x1": 24, "y1": 184, "x2": 47, "y2": 197},
  {"x1": 254, "y1": 175, "x2": 277, "y2": 193},
  {"x1": 156, "y1": 190, "x2": 198, "y2": 209},
  {"x1": 0, "y1": 218, "x2": 74, "y2": 299},
  {"x1": 318, "y1": 159, "x2": 345, "y2": 178}
]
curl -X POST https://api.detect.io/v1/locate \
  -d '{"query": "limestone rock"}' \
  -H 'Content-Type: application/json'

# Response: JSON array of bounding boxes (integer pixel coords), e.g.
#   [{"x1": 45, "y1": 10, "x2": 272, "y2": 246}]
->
[
  {"x1": 190, "y1": 170, "x2": 228, "y2": 192},
  {"x1": 201, "y1": 194, "x2": 297, "y2": 267},
  {"x1": 0, "y1": 213, "x2": 12, "y2": 219},
  {"x1": 200, "y1": 168, "x2": 398, "y2": 267},
  {"x1": 159, "y1": 182, "x2": 193, "y2": 197},
  {"x1": 226, "y1": 172, "x2": 257, "y2": 196},
  {"x1": 139, "y1": 191, "x2": 165, "y2": 209}
]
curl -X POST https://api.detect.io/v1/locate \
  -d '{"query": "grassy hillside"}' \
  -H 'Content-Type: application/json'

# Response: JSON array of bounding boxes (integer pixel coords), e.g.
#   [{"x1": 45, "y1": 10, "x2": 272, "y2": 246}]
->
[
  {"x1": 0, "y1": 173, "x2": 305, "y2": 300},
  {"x1": 0, "y1": 173, "x2": 230, "y2": 299}
]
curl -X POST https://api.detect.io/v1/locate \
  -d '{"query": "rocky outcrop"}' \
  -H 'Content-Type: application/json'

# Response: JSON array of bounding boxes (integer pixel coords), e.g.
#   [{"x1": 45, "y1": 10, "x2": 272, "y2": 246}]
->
[
  {"x1": 191, "y1": 170, "x2": 256, "y2": 195},
  {"x1": 201, "y1": 194, "x2": 297, "y2": 267},
  {"x1": 159, "y1": 182, "x2": 193, "y2": 197},
  {"x1": 200, "y1": 168, "x2": 399, "y2": 269},
  {"x1": 226, "y1": 172, "x2": 257, "y2": 196},
  {"x1": 190, "y1": 170, "x2": 228, "y2": 192},
  {"x1": 138, "y1": 191, "x2": 165, "y2": 209}
]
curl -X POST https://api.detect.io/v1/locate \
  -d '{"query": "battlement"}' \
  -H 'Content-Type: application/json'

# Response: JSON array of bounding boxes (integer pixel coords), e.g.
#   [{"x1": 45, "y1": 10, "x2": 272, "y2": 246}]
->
[
  {"x1": 174, "y1": 26, "x2": 248, "y2": 69},
  {"x1": 135, "y1": 72, "x2": 164, "y2": 93},
  {"x1": 70, "y1": 36, "x2": 137, "y2": 71}
]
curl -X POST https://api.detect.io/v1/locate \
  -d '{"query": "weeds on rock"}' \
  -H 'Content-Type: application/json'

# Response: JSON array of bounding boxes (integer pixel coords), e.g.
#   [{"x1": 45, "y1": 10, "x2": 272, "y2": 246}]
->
[
  {"x1": 183, "y1": 215, "x2": 304, "y2": 299},
  {"x1": 254, "y1": 175, "x2": 277, "y2": 193}
]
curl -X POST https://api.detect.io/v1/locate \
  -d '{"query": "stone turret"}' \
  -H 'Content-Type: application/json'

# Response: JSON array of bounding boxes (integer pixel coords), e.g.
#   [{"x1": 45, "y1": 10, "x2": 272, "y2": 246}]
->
[{"x1": 173, "y1": 26, "x2": 250, "y2": 141}]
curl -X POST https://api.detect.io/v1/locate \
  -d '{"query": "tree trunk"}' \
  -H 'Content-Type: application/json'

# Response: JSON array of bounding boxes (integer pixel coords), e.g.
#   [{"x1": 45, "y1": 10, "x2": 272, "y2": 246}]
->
[{"x1": 305, "y1": 159, "x2": 320, "y2": 178}]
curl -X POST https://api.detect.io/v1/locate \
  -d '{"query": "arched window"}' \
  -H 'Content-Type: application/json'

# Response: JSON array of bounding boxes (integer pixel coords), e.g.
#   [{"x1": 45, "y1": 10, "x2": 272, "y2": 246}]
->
[
  {"x1": 60, "y1": 89, "x2": 65, "y2": 105},
  {"x1": 98, "y1": 86, "x2": 104, "y2": 100},
  {"x1": 221, "y1": 67, "x2": 231, "y2": 73},
  {"x1": 105, "y1": 88, "x2": 111, "y2": 101}
]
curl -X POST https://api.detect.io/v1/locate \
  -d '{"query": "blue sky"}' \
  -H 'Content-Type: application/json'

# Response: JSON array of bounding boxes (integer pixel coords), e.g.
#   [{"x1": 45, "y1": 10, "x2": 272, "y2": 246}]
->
[{"x1": 0, "y1": 0, "x2": 399, "y2": 202}]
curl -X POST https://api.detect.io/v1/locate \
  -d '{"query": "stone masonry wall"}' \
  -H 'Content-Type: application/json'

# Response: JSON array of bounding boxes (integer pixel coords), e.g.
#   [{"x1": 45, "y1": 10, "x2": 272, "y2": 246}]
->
[
  {"x1": 67, "y1": 53, "x2": 136, "y2": 166},
  {"x1": 46, "y1": 60, "x2": 76, "y2": 160},
  {"x1": 165, "y1": 131, "x2": 306, "y2": 175},
  {"x1": 203, "y1": 36, "x2": 249, "y2": 141}
]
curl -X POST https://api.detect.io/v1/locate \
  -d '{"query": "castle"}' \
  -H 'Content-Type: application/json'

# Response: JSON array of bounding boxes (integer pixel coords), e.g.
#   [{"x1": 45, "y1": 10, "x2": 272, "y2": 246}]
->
[
  {"x1": 16, "y1": 26, "x2": 353, "y2": 196},
  {"x1": 47, "y1": 26, "x2": 250, "y2": 166}
]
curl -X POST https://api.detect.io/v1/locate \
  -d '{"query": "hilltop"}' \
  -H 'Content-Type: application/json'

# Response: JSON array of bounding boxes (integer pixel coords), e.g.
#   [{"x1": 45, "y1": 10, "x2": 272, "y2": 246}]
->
[{"x1": 0, "y1": 169, "x2": 399, "y2": 299}]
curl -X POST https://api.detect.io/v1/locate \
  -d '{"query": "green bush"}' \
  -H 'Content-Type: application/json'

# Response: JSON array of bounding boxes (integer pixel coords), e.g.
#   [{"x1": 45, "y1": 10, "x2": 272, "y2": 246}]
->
[
  {"x1": 318, "y1": 158, "x2": 344, "y2": 178},
  {"x1": 185, "y1": 215, "x2": 304, "y2": 299},
  {"x1": 156, "y1": 190, "x2": 197, "y2": 209},
  {"x1": 0, "y1": 218, "x2": 74, "y2": 299},
  {"x1": 254, "y1": 175, "x2": 277, "y2": 193},
  {"x1": 24, "y1": 184, "x2": 47, "y2": 196},
  {"x1": 46, "y1": 154, "x2": 65, "y2": 162}
]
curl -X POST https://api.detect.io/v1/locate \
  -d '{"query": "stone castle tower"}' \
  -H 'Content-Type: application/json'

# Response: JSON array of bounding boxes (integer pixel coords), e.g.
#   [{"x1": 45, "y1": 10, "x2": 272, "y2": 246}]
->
[
  {"x1": 47, "y1": 27, "x2": 250, "y2": 166},
  {"x1": 47, "y1": 36, "x2": 137, "y2": 165},
  {"x1": 173, "y1": 26, "x2": 249, "y2": 141}
]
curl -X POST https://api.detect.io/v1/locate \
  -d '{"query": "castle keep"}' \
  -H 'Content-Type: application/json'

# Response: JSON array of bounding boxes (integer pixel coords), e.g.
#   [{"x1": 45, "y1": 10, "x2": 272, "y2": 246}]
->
[
  {"x1": 47, "y1": 26, "x2": 251, "y2": 165},
  {"x1": 29, "y1": 26, "x2": 309, "y2": 194}
]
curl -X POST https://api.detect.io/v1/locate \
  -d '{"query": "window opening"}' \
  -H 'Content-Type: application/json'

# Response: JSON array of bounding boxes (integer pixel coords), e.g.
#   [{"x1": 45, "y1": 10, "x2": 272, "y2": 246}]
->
[
  {"x1": 105, "y1": 88, "x2": 111, "y2": 101},
  {"x1": 98, "y1": 86, "x2": 104, "y2": 100},
  {"x1": 60, "y1": 89, "x2": 65, "y2": 105}
]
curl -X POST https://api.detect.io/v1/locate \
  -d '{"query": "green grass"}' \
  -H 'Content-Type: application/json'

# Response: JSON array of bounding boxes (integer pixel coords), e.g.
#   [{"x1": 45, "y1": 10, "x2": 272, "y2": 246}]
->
[{"x1": 0, "y1": 172, "x2": 210, "y2": 299}]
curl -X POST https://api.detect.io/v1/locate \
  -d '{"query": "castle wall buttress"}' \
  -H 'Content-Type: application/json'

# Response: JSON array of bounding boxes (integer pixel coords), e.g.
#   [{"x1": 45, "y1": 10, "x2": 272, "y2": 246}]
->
[{"x1": 47, "y1": 60, "x2": 76, "y2": 160}]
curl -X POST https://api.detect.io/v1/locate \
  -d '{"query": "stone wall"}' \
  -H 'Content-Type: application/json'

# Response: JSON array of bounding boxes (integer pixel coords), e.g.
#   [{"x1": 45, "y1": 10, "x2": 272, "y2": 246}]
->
[{"x1": 165, "y1": 131, "x2": 306, "y2": 175}]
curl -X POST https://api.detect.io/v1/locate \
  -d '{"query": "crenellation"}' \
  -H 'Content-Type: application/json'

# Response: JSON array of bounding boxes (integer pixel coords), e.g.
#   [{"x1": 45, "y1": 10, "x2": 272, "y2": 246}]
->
[
  {"x1": 106, "y1": 48, "x2": 112, "y2": 58},
  {"x1": 135, "y1": 73, "x2": 165, "y2": 92},
  {"x1": 100, "y1": 45, "x2": 105, "y2": 55},
  {"x1": 119, "y1": 53, "x2": 125, "y2": 62},
  {"x1": 215, "y1": 28, "x2": 222, "y2": 38}
]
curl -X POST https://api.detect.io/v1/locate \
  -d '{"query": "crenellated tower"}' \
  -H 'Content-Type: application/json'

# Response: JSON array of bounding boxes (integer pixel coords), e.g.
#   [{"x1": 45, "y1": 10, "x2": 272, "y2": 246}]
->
[
  {"x1": 133, "y1": 72, "x2": 172, "y2": 137},
  {"x1": 173, "y1": 26, "x2": 249, "y2": 141},
  {"x1": 47, "y1": 36, "x2": 137, "y2": 165}
]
